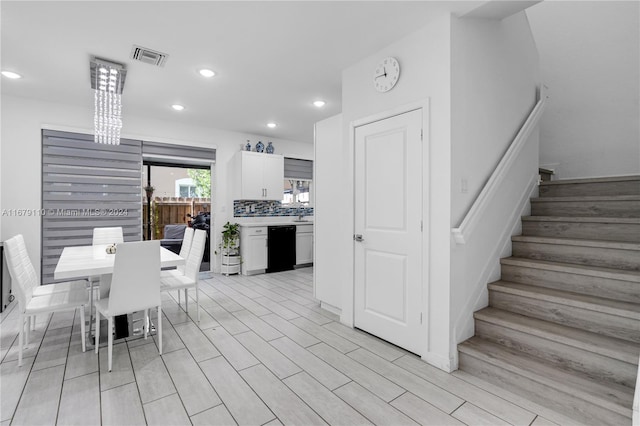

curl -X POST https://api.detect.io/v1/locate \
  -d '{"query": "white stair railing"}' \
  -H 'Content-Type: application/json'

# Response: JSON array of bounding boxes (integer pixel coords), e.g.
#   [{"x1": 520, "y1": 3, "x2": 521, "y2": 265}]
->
[{"x1": 452, "y1": 86, "x2": 548, "y2": 244}]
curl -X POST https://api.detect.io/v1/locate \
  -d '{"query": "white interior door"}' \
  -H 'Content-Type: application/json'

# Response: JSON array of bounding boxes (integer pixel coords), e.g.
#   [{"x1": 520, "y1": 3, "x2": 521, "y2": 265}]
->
[{"x1": 354, "y1": 108, "x2": 424, "y2": 355}]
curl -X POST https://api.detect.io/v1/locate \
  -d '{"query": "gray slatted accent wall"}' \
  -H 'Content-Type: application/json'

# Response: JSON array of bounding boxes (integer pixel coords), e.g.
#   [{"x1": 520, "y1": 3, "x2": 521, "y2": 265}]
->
[
  {"x1": 41, "y1": 130, "x2": 142, "y2": 284},
  {"x1": 284, "y1": 157, "x2": 313, "y2": 180}
]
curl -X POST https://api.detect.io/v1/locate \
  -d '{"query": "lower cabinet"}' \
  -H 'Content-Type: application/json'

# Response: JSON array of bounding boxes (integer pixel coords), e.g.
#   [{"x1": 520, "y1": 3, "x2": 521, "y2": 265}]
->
[
  {"x1": 295, "y1": 224, "x2": 313, "y2": 266},
  {"x1": 240, "y1": 226, "x2": 268, "y2": 275}
]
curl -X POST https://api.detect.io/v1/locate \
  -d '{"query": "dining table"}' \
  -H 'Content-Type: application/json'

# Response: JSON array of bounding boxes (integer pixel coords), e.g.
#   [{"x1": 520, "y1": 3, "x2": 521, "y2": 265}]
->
[{"x1": 54, "y1": 243, "x2": 185, "y2": 343}]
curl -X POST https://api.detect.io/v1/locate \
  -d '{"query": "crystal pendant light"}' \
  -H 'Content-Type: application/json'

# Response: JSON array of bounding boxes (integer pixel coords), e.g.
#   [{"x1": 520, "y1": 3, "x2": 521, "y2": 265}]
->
[{"x1": 90, "y1": 58, "x2": 126, "y2": 145}]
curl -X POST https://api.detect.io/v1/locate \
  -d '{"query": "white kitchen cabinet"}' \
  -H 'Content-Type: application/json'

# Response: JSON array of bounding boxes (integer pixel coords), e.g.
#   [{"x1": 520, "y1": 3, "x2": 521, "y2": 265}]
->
[
  {"x1": 240, "y1": 226, "x2": 268, "y2": 275},
  {"x1": 295, "y1": 224, "x2": 313, "y2": 266},
  {"x1": 233, "y1": 151, "x2": 284, "y2": 200}
]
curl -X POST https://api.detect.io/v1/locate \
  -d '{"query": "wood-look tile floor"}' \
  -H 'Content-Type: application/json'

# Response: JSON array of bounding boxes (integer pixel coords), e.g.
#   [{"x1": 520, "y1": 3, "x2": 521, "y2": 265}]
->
[{"x1": 0, "y1": 268, "x2": 574, "y2": 426}]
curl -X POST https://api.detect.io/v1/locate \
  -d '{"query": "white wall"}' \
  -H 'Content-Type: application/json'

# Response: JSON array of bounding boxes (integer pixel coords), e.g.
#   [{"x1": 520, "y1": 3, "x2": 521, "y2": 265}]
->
[
  {"x1": 527, "y1": 1, "x2": 640, "y2": 179},
  {"x1": 448, "y1": 12, "x2": 541, "y2": 368},
  {"x1": 313, "y1": 113, "x2": 343, "y2": 310},
  {"x1": 451, "y1": 12, "x2": 540, "y2": 226},
  {"x1": 336, "y1": 14, "x2": 454, "y2": 370},
  {"x1": 0, "y1": 94, "x2": 313, "y2": 276}
]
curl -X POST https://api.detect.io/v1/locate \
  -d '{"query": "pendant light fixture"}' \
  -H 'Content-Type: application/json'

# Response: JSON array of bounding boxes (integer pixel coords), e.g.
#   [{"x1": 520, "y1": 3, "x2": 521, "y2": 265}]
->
[{"x1": 90, "y1": 57, "x2": 127, "y2": 145}]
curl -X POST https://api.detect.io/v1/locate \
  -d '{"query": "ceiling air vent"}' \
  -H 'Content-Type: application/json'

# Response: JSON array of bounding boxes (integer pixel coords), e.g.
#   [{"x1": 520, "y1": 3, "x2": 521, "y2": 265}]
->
[{"x1": 130, "y1": 45, "x2": 168, "y2": 67}]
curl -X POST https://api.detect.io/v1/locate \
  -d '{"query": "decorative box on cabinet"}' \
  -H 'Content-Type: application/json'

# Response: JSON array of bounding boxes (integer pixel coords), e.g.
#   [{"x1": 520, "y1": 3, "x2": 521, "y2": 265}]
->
[{"x1": 232, "y1": 151, "x2": 284, "y2": 200}]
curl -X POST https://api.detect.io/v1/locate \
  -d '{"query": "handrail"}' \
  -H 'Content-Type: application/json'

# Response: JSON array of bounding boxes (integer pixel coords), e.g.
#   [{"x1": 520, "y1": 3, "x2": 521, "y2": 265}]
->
[{"x1": 451, "y1": 89, "x2": 548, "y2": 245}]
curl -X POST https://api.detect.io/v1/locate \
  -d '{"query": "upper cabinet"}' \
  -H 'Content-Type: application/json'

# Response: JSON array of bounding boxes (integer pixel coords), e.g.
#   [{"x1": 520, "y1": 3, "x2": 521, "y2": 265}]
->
[{"x1": 232, "y1": 151, "x2": 284, "y2": 200}]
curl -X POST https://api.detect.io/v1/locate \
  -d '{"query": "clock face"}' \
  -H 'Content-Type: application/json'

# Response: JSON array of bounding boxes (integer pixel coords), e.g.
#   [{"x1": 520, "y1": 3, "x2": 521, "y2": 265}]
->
[{"x1": 373, "y1": 57, "x2": 400, "y2": 92}]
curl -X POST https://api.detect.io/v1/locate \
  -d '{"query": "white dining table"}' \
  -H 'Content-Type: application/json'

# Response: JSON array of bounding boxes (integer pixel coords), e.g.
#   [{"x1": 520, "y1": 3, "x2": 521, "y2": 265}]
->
[
  {"x1": 54, "y1": 244, "x2": 184, "y2": 281},
  {"x1": 54, "y1": 244, "x2": 184, "y2": 344}
]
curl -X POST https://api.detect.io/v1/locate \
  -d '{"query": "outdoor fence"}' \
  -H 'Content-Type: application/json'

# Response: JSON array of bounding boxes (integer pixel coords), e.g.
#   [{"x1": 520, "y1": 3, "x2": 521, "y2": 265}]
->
[{"x1": 143, "y1": 196, "x2": 211, "y2": 240}]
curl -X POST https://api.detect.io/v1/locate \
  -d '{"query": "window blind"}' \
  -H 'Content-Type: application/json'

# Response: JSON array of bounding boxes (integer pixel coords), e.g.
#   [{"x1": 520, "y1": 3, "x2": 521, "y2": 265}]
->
[
  {"x1": 284, "y1": 157, "x2": 313, "y2": 180},
  {"x1": 41, "y1": 129, "x2": 143, "y2": 284},
  {"x1": 142, "y1": 141, "x2": 215, "y2": 165}
]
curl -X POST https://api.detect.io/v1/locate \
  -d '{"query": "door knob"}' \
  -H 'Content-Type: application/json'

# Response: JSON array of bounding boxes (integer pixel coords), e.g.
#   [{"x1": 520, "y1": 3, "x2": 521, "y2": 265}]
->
[{"x1": 353, "y1": 234, "x2": 364, "y2": 242}]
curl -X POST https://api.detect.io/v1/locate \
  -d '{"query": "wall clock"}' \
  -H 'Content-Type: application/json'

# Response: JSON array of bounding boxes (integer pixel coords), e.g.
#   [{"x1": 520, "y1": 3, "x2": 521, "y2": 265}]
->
[{"x1": 373, "y1": 57, "x2": 400, "y2": 92}]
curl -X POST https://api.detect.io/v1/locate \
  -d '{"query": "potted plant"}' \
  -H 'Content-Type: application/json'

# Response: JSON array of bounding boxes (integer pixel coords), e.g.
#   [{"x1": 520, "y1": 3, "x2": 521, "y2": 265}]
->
[{"x1": 217, "y1": 222, "x2": 241, "y2": 275}]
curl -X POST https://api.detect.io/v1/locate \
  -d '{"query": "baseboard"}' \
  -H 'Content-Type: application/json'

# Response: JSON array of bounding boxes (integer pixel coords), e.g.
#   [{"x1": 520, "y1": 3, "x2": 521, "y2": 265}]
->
[
  {"x1": 320, "y1": 301, "x2": 341, "y2": 316},
  {"x1": 421, "y1": 351, "x2": 456, "y2": 373}
]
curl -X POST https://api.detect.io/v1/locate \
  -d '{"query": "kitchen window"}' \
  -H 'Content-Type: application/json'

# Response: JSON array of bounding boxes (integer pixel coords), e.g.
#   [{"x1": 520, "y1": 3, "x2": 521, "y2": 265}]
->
[
  {"x1": 283, "y1": 157, "x2": 313, "y2": 206},
  {"x1": 283, "y1": 179, "x2": 311, "y2": 205}
]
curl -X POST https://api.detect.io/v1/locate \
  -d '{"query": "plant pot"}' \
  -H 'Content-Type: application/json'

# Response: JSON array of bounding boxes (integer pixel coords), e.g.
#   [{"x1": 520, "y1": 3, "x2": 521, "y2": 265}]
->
[{"x1": 221, "y1": 253, "x2": 241, "y2": 276}]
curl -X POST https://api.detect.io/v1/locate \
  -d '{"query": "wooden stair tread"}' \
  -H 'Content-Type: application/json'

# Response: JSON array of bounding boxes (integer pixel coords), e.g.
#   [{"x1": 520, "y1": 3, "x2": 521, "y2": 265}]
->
[
  {"x1": 531, "y1": 195, "x2": 640, "y2": 202},
  {"x1": 539, "y1": 175, "x2": 640, "y2": 186},
  {"x1": 488, "y1": 281, "x2": 640, "y2": 319},
  {"x1": 511, "y1": 235, "x2": 640, "y2": 250},
  {"x1": 474, "y1": 307, "x2": 640, "y2": 364},
  {"x1": 522, "y1": 216, "x2": 640, "y2": 224},
  {"x1": 500, "y1": 257, "x2": 640, "y2": 283},
  {"x1": 458, "y1": 338, "x2": 634, "y2": 416}
]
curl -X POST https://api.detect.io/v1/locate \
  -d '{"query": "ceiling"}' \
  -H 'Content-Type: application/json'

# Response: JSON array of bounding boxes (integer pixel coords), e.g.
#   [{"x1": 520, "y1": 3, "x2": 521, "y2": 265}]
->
[{"x1": 1, "y1": 1, "x2": 480, "y2": 143}]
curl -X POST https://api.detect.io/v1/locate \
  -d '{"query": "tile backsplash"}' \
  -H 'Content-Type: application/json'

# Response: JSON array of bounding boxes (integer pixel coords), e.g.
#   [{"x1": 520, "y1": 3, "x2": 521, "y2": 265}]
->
[{"x1": 234, "y1": 200, "x2": 314, "y2": 218}]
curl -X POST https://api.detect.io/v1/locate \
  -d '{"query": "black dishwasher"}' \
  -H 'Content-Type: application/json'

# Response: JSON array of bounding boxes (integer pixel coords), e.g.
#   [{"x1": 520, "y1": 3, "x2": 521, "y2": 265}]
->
[{"x1": 267, "y1": 226, "x2": 296, "y2": 273}]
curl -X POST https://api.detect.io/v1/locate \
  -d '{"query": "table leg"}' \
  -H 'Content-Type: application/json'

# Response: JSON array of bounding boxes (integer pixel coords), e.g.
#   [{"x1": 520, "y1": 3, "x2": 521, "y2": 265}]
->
[{"x1": 88, "y1": 279, "x2": 95, "y2": 346}]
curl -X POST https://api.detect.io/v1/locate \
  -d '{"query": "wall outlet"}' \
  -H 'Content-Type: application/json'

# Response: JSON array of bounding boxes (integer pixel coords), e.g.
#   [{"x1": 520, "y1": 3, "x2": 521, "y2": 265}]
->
[{"x1": 461, "y1": 178, "x2": 468, "y2": 194}]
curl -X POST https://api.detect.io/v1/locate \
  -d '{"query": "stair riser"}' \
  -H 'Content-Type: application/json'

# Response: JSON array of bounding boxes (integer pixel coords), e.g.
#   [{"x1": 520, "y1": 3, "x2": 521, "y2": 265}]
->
[
  {"x1": 531, "y1": 200, "x2": 640, "y2": 218},
  {"x1": 489, "y1": 290, "x2": 640, "y2": 343},
  {"x1": 522, "y1": 221, "x2": 640, "y2": 243},
  {"x1": 539, "y1": 181, "x2": 640, "y2": 197},
  {"x1": 475, "y1": 320, "x2": 638, "y2": 388},
  {"x1": 458, "y1": 352, "x2": 630, "y2": 426},
  {"x1": 512, "y1": 241, "x2": 640, "y2": 271},
  {"x1": 500, "y1": 263, "x2": 640, "y2": 304}
]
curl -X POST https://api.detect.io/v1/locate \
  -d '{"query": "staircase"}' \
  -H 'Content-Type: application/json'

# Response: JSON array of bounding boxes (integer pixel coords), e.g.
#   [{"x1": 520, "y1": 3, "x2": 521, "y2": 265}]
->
[{"x1": 458, "y1": 175, "x2": 640, "y2": 425}]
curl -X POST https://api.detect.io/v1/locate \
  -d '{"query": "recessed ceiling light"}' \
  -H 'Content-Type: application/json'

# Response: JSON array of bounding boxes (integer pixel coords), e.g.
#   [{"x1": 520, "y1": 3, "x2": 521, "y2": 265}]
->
[
  {"x1": 199, "y1": 69, "x2": 215, "y2": 78},
  {"x1": 171, "y1": 104, "x2": 185, "y2": 111},
  {"x1": 313, "y1": 100, "x2": 326, "y2": 108},
  {"x1": 267, "y1": 122, "x2": 277, "y2": 128},
  {"x1": 2, "y1": 71, "x2": 22, "y2": 79}
]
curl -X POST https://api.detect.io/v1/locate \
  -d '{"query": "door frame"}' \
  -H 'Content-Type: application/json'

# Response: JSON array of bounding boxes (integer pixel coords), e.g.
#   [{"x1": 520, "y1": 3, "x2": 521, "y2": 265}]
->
[{"x1": 342, "y1": 99, "x2": 430, "y2": 355}]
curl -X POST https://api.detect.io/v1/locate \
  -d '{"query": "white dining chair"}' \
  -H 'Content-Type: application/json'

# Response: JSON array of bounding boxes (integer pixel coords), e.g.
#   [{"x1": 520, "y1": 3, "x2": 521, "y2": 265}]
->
[
  {"x1": 161, "y1": 226, "x2": 194, "y2": 306},
  {"x1": 92, "y1": 227, "x2": 124, "y2": 245},
  {"x1": 88, "y1": 227, "x2": 124, "y2": 339},
  {"x1": 94, "y1": 240, "x2": 161, "y2": 372},
  {"x1": 160, "y1": 229, "x2": 206, "y2": 322},
  {"x1": 161, "y1": 226, "x2": 194, "y2": 276},
  {"x1": 4, "y1": 234, "x2": 88, "y2": 366}
]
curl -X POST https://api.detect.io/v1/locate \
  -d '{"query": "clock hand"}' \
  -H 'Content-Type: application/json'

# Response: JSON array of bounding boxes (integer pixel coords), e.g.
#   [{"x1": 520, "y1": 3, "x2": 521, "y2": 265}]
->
[{"x1": 374, "y1": 69, "x2": 388, "y2": 79}]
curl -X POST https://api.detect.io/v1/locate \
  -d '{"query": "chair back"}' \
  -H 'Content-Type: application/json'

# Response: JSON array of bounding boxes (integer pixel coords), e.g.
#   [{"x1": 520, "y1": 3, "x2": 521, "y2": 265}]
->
[
  {"x1": 92, "y1": 227, "x2": 124, "y2": 245},
  {"x1": 184, "y1": 229, "x2": 206, "y2": 281},
  {"x1": 179, "y1": 227, "x2": 195, "y2": 258},
  {"x1": 3, "y1": 235, "x2": 38, "y2": 310},
  {"x1": 108, "y1": 240, "x2": 160, "y2": 316}
]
